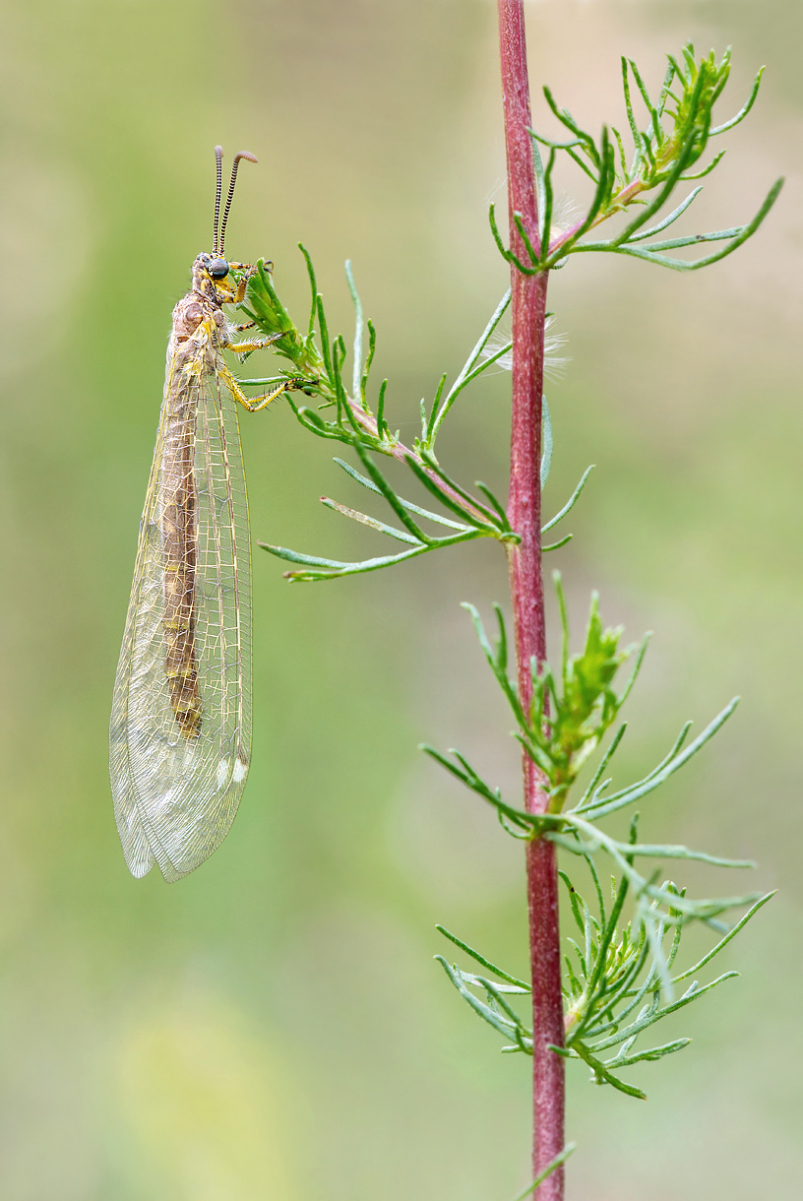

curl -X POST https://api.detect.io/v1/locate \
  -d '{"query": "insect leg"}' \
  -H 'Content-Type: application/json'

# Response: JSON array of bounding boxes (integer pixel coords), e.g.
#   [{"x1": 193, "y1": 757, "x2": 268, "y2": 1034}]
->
[
  {"x1": 243, "y1": 384, "x2": 294, "y2": 413},
  {"x1": 219, "y1": 362, "x2": 293, "y2": 412},
  {"x1": 228, "y1": 262, "x2": 267, "y2": 304},
  {"x1": 228, "y1": 260, "x2": 273, "y2": 274},
  {"x1": 228, "y1": 333, "x2": 285, "y2": 354}
]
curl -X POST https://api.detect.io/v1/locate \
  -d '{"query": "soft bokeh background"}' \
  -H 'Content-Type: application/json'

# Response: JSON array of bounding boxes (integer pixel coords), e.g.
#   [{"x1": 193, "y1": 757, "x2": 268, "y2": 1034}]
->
[{"x1": 0, "y1": 1, "x2": 799, "y2": 1197}]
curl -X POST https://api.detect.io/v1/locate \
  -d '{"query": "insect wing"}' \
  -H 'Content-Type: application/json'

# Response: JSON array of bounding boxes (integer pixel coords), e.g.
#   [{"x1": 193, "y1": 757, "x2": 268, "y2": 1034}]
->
[{"x1": 110, "y1": 351, "x2": 252, "y2": 881}]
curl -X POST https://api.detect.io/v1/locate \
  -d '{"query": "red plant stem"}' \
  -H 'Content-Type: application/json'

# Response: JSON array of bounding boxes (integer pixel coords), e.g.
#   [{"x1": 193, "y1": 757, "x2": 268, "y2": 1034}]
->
[{"x1": 496, "y1": 3, "x2": 566, "y2": 1199}]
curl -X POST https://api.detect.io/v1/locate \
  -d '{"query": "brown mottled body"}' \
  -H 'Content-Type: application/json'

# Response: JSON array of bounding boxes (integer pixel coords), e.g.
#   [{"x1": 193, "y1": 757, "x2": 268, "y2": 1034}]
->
[
  {"x1": 162, "y1": 266, "x2": 235, "y2": 737},
  {"x1": 161, "y1": 312, "x2": 204, "y2": 736},
  {"x1": 159, "y1": 258, "x2": 280, "y2": 740}
]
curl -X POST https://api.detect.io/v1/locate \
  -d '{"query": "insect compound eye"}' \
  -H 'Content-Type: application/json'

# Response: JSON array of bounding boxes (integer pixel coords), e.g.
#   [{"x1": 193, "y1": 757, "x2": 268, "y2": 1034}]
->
[{"x1": 208, "y1": 257, "x2": 229, "y2": 279}]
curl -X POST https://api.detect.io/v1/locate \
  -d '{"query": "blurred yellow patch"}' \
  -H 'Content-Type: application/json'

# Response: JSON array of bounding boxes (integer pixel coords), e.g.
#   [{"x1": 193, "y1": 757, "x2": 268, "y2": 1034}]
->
[{"x1": 115, "y1": 991, "x2": 297, "y2": 1201}]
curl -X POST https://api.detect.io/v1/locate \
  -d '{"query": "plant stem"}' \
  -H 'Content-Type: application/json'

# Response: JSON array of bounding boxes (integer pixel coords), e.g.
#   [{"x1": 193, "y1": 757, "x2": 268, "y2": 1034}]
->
[{"x1": 496, "y1": 3, "x2": 565, "y2": 1198}]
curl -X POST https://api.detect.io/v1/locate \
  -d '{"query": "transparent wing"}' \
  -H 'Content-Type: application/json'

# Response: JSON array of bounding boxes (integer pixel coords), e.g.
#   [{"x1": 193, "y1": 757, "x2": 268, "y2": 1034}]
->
[{"x1": 110, "y1": 348, "x2": 252, "y2": 881}]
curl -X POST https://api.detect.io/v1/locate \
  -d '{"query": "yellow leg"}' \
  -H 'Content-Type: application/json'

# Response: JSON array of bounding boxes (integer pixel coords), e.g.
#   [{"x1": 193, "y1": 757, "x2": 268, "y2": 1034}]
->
[
  {"x1": 228, "y1": 260, "x2": 272, "y2": 275},
  {"x1": 219, "y1": 362, "x2": 294, "y2": 413},
  {"x1": 227, "y1": 333, "x2": 286, "y2": 355},
  {"x1": 230, "y1": 260, "x2": 276, "y2": 303}
]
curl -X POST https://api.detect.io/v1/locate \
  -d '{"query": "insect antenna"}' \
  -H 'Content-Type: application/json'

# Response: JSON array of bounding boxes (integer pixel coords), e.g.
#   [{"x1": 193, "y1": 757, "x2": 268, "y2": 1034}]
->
[
  {"x1": 219, "y1": 150, "x2": 258, "y2": 255},
  {"x1": 213, "y1": 145, "x2": 224, "y2": 254}
]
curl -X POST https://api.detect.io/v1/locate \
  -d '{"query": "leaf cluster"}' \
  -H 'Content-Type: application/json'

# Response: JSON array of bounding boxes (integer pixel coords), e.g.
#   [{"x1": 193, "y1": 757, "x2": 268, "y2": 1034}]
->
[
  {"x1": 241, "y1": 255, "x2": 583, "y2": 581},
  {"x1": 441, "y1": 578, "x2": 642, "y2": 815},
  {"x1": 472, "y1": 579, "x2": 646, "y2": 814},
  {"x1": 423, "y1": 587, "x2": 758, "y2": 906},
  {"x1": 490, "y1": 43, "x2": 782, "y2": 273},
  {"x1": 425, "y1": 585, "x2": 767, "y2": 1093},
  {"x1": 436, "y1": 883, "x2": 771, "y2": 1100}
]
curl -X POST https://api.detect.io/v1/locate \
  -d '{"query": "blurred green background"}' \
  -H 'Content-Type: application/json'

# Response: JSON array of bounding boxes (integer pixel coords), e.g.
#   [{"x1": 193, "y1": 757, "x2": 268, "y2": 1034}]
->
[{"x1": 0, "y1": 1, "x2": 799, "y2": 1197}]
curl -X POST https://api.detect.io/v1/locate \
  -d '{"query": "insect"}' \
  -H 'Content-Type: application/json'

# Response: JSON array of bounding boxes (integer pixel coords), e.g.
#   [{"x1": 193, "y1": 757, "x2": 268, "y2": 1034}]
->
[{"x1": 110, "y1": 147, "x2": 291, "y2": 881}]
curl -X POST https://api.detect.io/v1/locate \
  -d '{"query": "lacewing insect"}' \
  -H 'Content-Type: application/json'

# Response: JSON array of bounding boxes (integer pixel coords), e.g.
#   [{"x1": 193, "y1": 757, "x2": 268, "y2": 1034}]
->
[{"x1": 110, "y1": 147, "x2": 290, "y2": 882}]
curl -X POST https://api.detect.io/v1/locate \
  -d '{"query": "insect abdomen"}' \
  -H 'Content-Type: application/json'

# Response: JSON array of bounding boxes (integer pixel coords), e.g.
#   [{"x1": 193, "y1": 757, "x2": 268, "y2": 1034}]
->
[{"x1": 161, "y1": 363, "x2": 202, "y2": 737}]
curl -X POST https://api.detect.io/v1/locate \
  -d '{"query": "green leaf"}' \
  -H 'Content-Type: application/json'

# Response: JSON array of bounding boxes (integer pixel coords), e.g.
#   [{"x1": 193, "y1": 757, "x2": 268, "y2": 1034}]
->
[
  {"x1": 332, "y1": 458, "x2": 468, "y2": 530},
  {"x1": 259, "y1": 533, "x2": 481, "y2": 581},
  {"x1": 710, "y1": 65, "x2": 765, "y2": 135},
  {"x1": 572, "y1": 1041, "x2": 647, "y2": 1099},
  {"x1": 507, "y1": 1144, "x2": 576, "y2": 1201},
  {"x1": 605, "y1": 1036, "x2": 690, "y2": 1068},
  {"x1": 543, "y1": 534, "x2": 572, "y2": 553},
  {"x1": 673, "y1": 892, "x2": 774, "y2": 983},
  {"x1": 590, "y1": 972, "x2": 739, "y2": 1052},
  {"x1": 627, "y1": 186, "x2": 703, "y2": 242},
  {"x1": 577, "y1": 697, "x2": 740, "y2": 820},
  {"x1": 428, "y1": 292, "x2": 513, "y2": 444},
  {"x1": 319, "y1": 497, "x2": 422, "y2": 545},
  {"x1": 435, "y1": 956, "x2": 531, "y2": 1047},
  {"x1": 542, "y1": 465, "x2": 594, "y2": 533},
  {"x1": 436, "y1": 926, "x2": 529, "y2": 990}
]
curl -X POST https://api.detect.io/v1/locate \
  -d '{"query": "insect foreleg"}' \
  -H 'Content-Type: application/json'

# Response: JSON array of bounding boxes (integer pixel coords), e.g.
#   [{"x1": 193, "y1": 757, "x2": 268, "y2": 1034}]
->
[{"x1": 227, "y1": 262, "x2": 262, "y2": 305}]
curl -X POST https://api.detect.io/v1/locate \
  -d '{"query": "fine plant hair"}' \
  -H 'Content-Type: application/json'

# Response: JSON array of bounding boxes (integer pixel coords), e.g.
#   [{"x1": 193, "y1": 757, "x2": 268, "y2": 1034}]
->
[{"x1": 235, "y1": 24, "x2": 780, "y2": 1201}]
